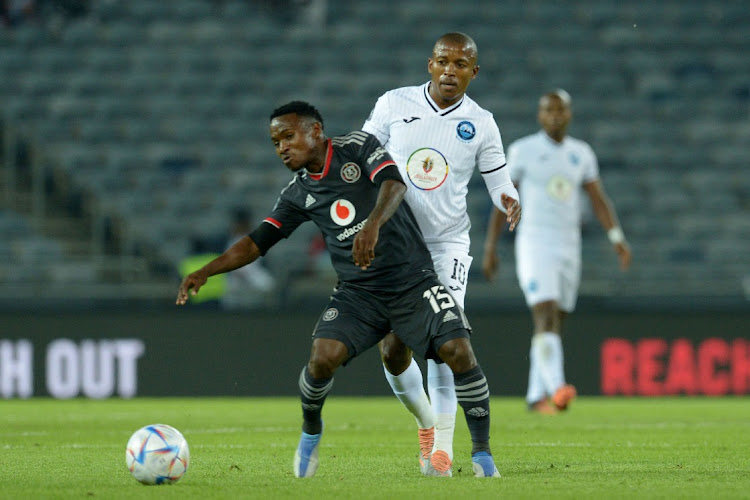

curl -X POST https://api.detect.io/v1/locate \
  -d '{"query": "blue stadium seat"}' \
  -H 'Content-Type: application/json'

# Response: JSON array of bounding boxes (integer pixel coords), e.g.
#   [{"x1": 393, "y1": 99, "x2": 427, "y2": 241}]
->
[
  {"x1": 1, "y1": 0, "x2": 745, "y2": 305},
  {"x1": 0, "y1": 210, "x2": 34, "y2": 237}
]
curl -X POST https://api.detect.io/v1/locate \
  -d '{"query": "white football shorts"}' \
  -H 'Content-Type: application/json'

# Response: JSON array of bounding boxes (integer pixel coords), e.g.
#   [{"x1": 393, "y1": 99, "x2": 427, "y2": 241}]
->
[
  {"x1": 429, "y1": 248, "x2": 473, "y2": 310},
  {"x1": 515, "y1": 237, "x2": 581, "y2": 312}
]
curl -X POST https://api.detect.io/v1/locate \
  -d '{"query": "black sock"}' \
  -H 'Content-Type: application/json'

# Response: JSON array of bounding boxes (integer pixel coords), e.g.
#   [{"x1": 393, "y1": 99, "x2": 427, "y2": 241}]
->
[
  {"x1": 298, "y1": 366, "x2": 333, "y2": 435},
  {"x1": 454, "y1": 365, "x2": 491, "y2": 455}
]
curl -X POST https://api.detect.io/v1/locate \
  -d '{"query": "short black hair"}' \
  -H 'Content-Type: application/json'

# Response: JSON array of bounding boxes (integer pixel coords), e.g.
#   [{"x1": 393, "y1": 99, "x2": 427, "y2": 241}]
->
[
  {"x1": 270, "y1": 101, "x2": 324, "y2": 129},
  {"x1": 435, "y1": 32, "x2": 478, "y2": 63}
]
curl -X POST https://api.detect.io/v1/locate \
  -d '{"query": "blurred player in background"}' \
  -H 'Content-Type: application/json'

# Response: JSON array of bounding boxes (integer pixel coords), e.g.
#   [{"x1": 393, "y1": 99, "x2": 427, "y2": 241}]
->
[
  {"x1": 362, "y1": 32, "x2": 521, "y2": 476},
  {"x1": 177, "y1": 101, "x2": 502, "y2": 478},
  {"x1": 482, "y1": 89, "x2": 632, "y2": 415}
]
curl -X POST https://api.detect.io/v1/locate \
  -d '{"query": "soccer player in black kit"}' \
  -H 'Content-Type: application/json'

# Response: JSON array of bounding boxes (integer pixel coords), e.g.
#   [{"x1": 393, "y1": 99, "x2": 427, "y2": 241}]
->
[{"x1": 176, "y1": 101, "x2": 501, "y2": 478}]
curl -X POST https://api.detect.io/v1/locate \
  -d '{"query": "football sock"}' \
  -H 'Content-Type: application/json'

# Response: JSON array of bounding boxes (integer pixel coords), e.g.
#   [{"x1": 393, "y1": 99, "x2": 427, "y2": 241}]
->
[
  {"x1": 298, "y1": 366, "x2": 333, "y2": 435},
  {"x1": 433, "y1": 413, "x2": 456, "y2": 460},
  {"x1": 427, "y1": 359, "x2": 457, "y2": 459},
  {"x1": 383, "y1": 358, "x2": 434, "y2": 430},
  {"x1": 534, "y1": 332, "x2": 565, "y2": 395},
  {"x1": 526, "y1": 334, "x2": 547, "y2": 404},
  {"x1": 454, "y1": 365, "x2": 491, "y2": 455}
]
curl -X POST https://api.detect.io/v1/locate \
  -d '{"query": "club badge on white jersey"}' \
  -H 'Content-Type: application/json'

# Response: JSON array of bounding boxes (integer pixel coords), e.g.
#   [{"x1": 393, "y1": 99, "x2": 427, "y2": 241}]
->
[
  {"x1": 546, "y1": 174, "x2": 574, "y2": 202},
  {"x1": 456, "y1": 121, "x2": 476, "y2": 142},
  {"x1": 405, "y1": 148, "x2": 449, "y2": 191}
]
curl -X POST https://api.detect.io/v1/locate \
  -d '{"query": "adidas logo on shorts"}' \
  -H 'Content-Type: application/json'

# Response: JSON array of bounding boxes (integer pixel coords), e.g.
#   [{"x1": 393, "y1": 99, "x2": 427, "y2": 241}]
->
[{"x1": 443, "y1": 310, "x2": 458, "y2": 323}]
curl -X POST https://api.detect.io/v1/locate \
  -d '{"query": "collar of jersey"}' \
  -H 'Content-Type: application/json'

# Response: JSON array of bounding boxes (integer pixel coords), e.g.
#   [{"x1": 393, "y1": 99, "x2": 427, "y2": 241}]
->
[
  {"x1": 305, "y1": 139, "x2": 333, "y2": 180},
  {"x1": 423, "y1": 82, "x2": 465, "y2": 116},
  {"x1": 539, "y1": 130, "x2": 567, "y2": 148}
]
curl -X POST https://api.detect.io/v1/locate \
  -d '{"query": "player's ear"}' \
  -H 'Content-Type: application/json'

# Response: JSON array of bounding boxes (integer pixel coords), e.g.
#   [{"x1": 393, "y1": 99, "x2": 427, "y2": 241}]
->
[
  {"x1": 472, "y1": 65, "x2": 480, "y2": 79},
  {"x1": 311, "y1": 121, "x2": 323, "y2": 139}
]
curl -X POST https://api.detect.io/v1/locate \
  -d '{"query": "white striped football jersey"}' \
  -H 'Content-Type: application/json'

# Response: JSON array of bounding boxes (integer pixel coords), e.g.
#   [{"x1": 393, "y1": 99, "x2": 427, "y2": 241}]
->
[
  {"x1": 509, "y1": 130, "x2": 599, "y2": 247},
  {"x1": 363, "y1": 82, "x2": 513, "y2": 252}
]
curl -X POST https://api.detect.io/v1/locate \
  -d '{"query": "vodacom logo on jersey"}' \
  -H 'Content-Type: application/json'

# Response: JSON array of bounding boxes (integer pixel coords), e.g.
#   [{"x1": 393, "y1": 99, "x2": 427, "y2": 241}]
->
[
  {"x1": 331, "y1": 199, "x2": 368, "y2": 242},
  {"x1": 330, "y1": 199, "x2": 356, "y2": 226}
]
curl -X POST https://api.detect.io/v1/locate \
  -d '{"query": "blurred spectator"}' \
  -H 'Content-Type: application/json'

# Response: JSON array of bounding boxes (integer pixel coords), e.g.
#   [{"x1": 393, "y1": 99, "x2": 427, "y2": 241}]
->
[
  {"x1": 2, "y1": 0, "x2": 90, "y2": 29},
  {"x1": 1, "y1": 0, "x2": 36, "y2": 27},
  {"x1": 220, "y1": 208, "x2": 276, "y2": 310},
  {"x1": 47, "y1": 0, "x2": 88, "y2": 18},
  {"x1": 38, "y1": 0, "x2": 88, "y2": 33},
  {"x1": 298, "y1": 0, "x2": 326, "y2": 29}
]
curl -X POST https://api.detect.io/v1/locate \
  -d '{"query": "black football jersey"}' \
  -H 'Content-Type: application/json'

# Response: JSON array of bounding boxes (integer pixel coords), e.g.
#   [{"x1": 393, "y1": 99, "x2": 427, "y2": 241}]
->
[{"x1": 250, "y1": 131, "x2": 434, "y2": 288}]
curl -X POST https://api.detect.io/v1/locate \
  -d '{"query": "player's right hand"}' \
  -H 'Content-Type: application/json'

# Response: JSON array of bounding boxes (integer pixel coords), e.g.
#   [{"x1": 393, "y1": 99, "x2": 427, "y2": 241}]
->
[
  {"x1": 176, "y1": 273, "x2": 208, "y2": 305},
  {"x1": 614, "y1": 241, "x2": 632, "y2": 271},
  {"x1": 352, "y1": 223, "x2": 379, "y2": 270}
]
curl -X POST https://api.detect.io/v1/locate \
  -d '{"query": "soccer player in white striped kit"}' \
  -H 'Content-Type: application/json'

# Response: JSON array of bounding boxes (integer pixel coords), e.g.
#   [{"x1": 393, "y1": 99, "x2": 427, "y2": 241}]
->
[
  {"x1": 482, "y1": 90, "x2": 631, "y2": 415},
  {"x1": 363, "y1": 32, "x2": 521, "y2": 476}
]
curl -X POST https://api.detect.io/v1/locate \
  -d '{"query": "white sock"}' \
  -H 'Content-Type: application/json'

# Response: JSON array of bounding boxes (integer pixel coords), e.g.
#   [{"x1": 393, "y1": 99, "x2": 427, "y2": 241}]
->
[
  {"x1": 383, "y1": 358, "x2": 434, "y2": 429},
  {"x1": 533, "y1": 332, "x2": 565, "y2": 395},
  {"x1": 526, "y1": 335, "x2": 546, "y2": 404},
  {"x1": 426, "y1": 359, "x2": 456, "y2": 460}
]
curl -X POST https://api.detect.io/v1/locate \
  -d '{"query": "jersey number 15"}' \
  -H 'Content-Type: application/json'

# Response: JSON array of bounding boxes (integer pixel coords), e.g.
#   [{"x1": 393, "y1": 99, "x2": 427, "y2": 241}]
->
[{"x1": 423, "y1": 285, "x2": 456, "y2": 313}]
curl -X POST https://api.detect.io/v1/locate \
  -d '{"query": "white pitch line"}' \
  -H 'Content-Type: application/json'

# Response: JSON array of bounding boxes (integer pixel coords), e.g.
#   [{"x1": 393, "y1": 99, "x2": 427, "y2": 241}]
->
[
  {"x1": 0, "y1": 431, "x2": 49, "y2": 437},
  {"x1": 184, "y1": 426, "x2": 298, "y2": 434}
]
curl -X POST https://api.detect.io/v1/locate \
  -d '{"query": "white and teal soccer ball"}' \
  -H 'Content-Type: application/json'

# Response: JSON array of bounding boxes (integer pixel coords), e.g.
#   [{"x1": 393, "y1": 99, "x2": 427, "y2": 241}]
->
[{"x1": 126, "y1": 424, "x2": 190, "y2": 485}]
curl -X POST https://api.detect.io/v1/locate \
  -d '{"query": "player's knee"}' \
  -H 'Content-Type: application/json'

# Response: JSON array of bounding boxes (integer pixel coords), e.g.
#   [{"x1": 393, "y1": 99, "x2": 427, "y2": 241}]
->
[
  {"x1": 309, "y1": 339, "x2": 348, "y2": 378},
  {"x1": 538, "y1": 317, "x2": 557, "y2": 332},
  {"x1": 437, "y1": 338, "x2": 477, "y2": 374},
  {"x1": 532, "y1": 301, "x2": 560, "y2": 333},
  {"x1": 308, "y1": 356, "x2": 342, "y2": 379},
  {"x1": 380, "y1": 333, "x2": 412, "y2": 375}
]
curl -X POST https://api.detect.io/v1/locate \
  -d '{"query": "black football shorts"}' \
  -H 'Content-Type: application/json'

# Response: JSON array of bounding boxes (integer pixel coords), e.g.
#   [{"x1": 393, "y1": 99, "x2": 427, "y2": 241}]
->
[{"x1": 312, "y1": 272, "x2": 470, "y2": 363}]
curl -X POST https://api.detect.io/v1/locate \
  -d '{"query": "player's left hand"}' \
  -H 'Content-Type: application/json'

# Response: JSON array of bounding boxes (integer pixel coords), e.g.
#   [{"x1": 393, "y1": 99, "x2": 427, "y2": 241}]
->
[
  {"x1": 614, "y1": 241, "x2": 632, "y2": 271},
  {"x1": 352, "y1": 224, "x2": 379, "y2": 270},
  {"x1": 501, "y1": 193, "x2": 521, "y2": 231}
]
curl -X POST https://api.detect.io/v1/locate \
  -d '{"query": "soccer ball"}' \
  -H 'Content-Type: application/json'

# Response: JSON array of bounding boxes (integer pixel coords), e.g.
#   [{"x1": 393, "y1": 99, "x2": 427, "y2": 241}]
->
[{"x1": 125, "y1": 424, "x2": 190, "y2": 485}]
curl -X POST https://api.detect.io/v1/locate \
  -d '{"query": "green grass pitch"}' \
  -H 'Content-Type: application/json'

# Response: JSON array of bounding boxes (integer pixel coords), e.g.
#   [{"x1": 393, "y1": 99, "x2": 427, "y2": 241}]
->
[{"x1": 1, "y1": 397, "x2": 749, "y2": 499}]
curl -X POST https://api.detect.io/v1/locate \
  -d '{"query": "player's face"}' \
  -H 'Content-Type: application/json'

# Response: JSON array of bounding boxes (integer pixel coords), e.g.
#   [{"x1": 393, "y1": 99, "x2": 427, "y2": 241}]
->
[
  {"x1": 538, "y1": 95, "x2": 572, "y2": 138},
  {"x1": 427, "y1": 41, "x2": 478, "y2": 107},
  {"x1": 270, "y1": 114, "x2": 321, "y2": 172}
]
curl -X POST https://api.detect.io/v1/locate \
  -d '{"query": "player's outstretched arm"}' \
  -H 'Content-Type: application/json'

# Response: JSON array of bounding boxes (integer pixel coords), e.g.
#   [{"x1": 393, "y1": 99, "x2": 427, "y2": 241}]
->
[
  {"x1": 176, "y1": 236, "x2": 262, "y2": 304},
  {"x1": 482, "y1": 206, "x2": 506, "y2": 281},
  {"x1": 584, "y1": 180, "x2": 632, "y2": 271},
  {"x1": 352, "y1": 179, "x2": 406, "y2": 270}
]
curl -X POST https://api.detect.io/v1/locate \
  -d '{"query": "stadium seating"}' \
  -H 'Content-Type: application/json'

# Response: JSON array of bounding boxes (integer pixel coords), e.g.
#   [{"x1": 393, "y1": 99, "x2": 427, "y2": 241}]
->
[{"x1": 0, "y1": 0, "x2": 747, "y2": 307}]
